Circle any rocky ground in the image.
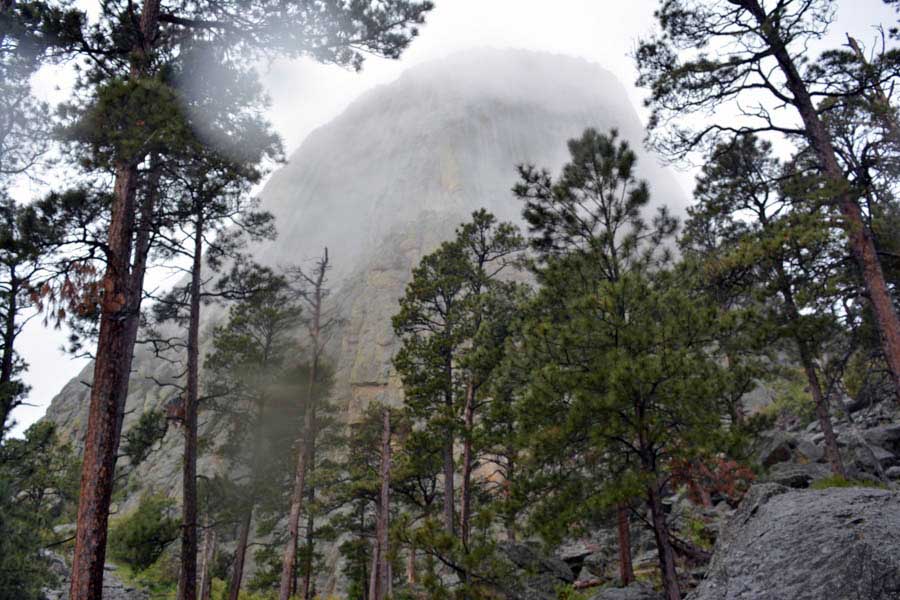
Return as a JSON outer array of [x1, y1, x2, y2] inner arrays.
[[497, 397, 900, 600], [43, 557, 148, 600]]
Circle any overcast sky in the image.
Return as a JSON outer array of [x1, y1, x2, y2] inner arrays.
[[10, 0, 898, 435]]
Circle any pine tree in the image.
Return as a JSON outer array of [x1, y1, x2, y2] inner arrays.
[[635, 0, 900, 403], [143, 63, 279, 595], [513, 127, 677, 586], [682, 134, 847, 476], [511, 127, 754, 600], [203, 272, 302, 600], [279, 248, 338, 600]]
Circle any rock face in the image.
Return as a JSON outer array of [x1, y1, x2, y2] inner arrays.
[[689, 483, 900, 600], [41, 49, 686, 592]]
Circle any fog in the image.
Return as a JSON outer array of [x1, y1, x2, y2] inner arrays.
[[8, 0, 898, 435]]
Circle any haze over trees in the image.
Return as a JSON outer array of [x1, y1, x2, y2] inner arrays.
[[0, 0, 899, 599]]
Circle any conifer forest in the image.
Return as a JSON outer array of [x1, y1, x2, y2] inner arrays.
[[3, 1, 900, 599]]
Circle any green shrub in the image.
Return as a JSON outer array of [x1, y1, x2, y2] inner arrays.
[[759, 368, 816, 426], [108, 493, 180, 570]]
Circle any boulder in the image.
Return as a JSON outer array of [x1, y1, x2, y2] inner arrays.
[[887, 466, 900, 480], [499, 542, 575, 600], [757, 432, 797, 467], [864, 424, 900, 451], [688, 483, 900, 600], [794, 438, 824, 464], [762, 462, 830, 488], [588, 582, 663, 600]]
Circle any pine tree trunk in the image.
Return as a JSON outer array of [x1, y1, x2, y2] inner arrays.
[[69, 151, 158, 600], [777, 275, 846, 477], [368, 539, 379, 600], [198, 517, 216, 600], [378, 409, 392, 600], [302, 490, 315, 600], [505, 451, 516, 542], [280, 256, 324, 600], [460, 380, 475, 549], [0, 272, 19, 435], [800, 350, 846, 477], [646, 482, 681, 600], [279, 436, 310, 600], [227, 509, 252, 600], [617, 503, 634, 586], [178, 216, 204, 600], [68, 0, 161, 590], [443, 355, 455, 536], [369, 409, 392, 600], [406, 543, 417, 585], [745, 0, 900, 404]]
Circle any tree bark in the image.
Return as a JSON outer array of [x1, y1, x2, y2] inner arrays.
[[459, 380, 475, 549], [442, 430, 455, 536], [302, 496, 315, 600], [0, 271, 19, 435], [227, 509, 252, 600], [198, 517, 216, 600], [177, 216, 204, 600], [776, 276, 845, 477], [646, 482, 681, 600], [406, 543, 417, 585], [279, 427, 311, 600], [616, 503, 634, 586], [504, 451, 516, 542], [68, 0, 161, 593], [745, 0, 900, 404], [69, 152, 158, 599]]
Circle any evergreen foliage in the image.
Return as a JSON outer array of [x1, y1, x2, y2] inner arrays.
[[108, 493, 181, 571]]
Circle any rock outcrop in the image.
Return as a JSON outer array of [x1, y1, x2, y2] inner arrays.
[[689, 483, 900, 600]]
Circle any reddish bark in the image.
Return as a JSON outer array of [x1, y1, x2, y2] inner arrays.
[[69, 150, 159, 599]]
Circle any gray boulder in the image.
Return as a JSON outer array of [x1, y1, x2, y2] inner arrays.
[[588, 583, 663, 600], [499, 542, 575, 600], [757, 432, 797, 467], [689, 483, 900, 600], [864, 424, 900, 452], [762, 462, 830, 488]]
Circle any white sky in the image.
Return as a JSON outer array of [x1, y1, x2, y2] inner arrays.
[[9, 0, 898, 435]]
